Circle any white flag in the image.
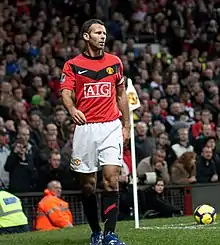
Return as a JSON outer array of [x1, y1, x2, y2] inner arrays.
[[126, 78, 141, 112], [126, 78, 141, 229]]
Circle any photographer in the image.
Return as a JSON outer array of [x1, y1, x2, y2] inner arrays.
[[4, 137, 38, 193]]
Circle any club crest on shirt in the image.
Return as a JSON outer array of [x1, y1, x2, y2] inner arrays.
[[60, 73, 66, 83], [106, 67, 114, 75], [127, 92, 138, 105]]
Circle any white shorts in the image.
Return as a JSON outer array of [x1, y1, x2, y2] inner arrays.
[[70, 119, 123, 173]]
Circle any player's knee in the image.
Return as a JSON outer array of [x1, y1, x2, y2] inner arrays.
[[82, 180, 96, 195], [103, 175, 119, 191]]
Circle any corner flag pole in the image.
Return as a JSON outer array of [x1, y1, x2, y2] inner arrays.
[[126, 78, 140, 229], [130, 110, 140, 229]]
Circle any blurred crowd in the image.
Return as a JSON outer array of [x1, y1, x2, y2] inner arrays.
[[1, 0, 220, 193]]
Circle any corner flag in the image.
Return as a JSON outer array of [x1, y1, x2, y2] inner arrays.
[[127, 78, 141, 112], [126, 78, 140, 229]]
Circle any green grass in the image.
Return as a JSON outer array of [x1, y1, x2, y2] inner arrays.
[[1, 216, 220, 245]]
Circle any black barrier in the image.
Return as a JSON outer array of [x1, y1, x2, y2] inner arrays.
[[16, 183, 220, 229], [191, 184, 220, 212]]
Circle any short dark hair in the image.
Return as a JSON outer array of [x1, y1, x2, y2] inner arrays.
[[158, 97, 167, 102], [80, 19, 104, 39], [55, 106, 65, 113], [50, 150, 60, 158], [158, 132, 168, 138], [155, 177, 164, 183], [153, 148, 166, 156]]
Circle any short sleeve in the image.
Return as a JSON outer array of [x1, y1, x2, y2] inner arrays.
[[60, 61, 76, 91], [116, 58, 125, 87]]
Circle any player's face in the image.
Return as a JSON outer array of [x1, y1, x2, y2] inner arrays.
[[88, 24, 106, 50]]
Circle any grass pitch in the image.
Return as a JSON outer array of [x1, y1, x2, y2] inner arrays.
[[1, 216, 220, 245]]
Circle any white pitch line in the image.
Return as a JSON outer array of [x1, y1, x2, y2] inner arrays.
[[160, 222, 195, 227], [139, 226, 220, 230], [134, 222, 219, 230]]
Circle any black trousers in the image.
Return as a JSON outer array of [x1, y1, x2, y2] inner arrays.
[[0, 224, 29, 234]]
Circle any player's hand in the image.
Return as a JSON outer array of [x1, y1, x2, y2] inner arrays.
[[71, 109, 86, 125], [122, 126, 130, 146]]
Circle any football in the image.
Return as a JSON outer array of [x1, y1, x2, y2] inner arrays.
[[194, 204, 217, 225]]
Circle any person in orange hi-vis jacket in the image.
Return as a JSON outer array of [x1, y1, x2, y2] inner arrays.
[[35, 180, 74, 231]]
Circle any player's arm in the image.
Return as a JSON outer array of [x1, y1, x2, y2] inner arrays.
[[116, 84, 130, 144], [116, 85, 130, 128], [61, 89, 75, 115], [60, 61, 86, 125], [116, 59, 130, 128], [116, 58, 130, 144]]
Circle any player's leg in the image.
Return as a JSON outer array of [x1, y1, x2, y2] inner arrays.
[[102, 165, 121, 235], [98, 119, 126, 245], [102, 166, 126, 245], [79, 172, 102, 234], [71, 123, 102, 245]]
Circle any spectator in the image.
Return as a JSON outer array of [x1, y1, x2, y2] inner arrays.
[[0, 184, 29, 234], [165, 102, 182, 132], [138, 178, 183, 219], [196, 146, 218, 183], [204, 136, 220, 178], [35, 180, 74, 231], [38, 151, 75, 191], [0, 130, 10, 188], [194, 124, 215, 153], [43, 122, 64, 147], [53, 107, 69, 143], [13, 87, 28, 108], [4, 119, 16, 146], [142, 111, 152, 133], [168, 127, 194, 167], [148, 122, 166, 147], [135, 122, 154, 163], [137, 148, 170, 184], [193, 90, 206, 111], [28, 113, 43, 146], [171, 152, 197, 185], [31, 94, 52, 117], [38, 132, 61, 166], [11, 102, 28, 123], [23, 76, 40, 101], [4, 137, 38, 193], [191, 109, 215, 139], [155, 132, 170, 151]]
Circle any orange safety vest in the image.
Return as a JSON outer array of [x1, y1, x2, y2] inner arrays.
[[35, 189, 74, 231]]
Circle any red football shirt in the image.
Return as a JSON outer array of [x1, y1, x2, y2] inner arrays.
[[60, 52, 124, 123]]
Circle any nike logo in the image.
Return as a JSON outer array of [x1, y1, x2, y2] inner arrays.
[[78, 70, 88, 75], [109, 241, 117, 245]]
